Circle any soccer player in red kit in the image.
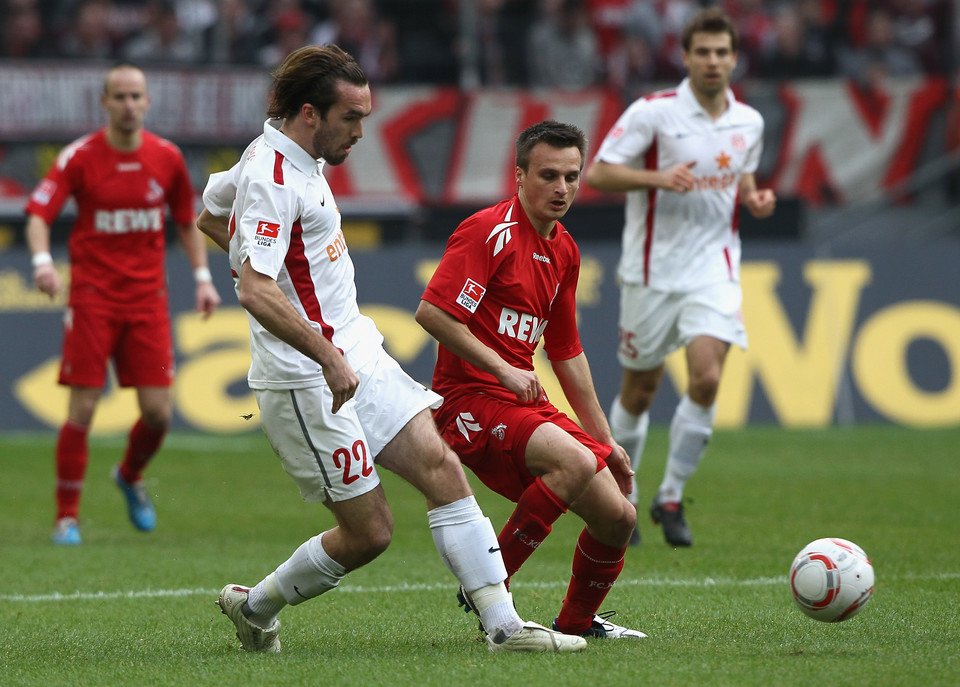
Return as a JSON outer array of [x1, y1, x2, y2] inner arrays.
[[24, 63, 221, 545], [416, 121, 646, 639]]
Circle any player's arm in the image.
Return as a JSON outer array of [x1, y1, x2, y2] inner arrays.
[[196, 208, 230, 253], [25, 213, 61, 299], [552, 353, 633, 494], [415, 299, 543, 404], [739, 172, 776, 219], [237, 259, 358, 413], [586, 159, 697, 194], [176, 218, 221, 318]]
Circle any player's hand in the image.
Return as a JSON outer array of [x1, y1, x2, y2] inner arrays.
[[33, 263, 61, 299], [660, 161, 697, 194], [607, 442, 634, 496], [500, 367, 543, 404], [195, 281, 222, 319], [744, 188, 776, 218], [322, 355, 360, 414]]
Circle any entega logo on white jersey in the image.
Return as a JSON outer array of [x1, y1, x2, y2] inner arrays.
[[486, 203, 518, 256]]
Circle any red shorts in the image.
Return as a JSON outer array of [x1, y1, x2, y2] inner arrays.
[[433, 392, 611, 503], [59, 301, 174, 388]]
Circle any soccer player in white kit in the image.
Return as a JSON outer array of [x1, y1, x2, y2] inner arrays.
[[585, 8, 776, 547], [197, 45, 585, 654]]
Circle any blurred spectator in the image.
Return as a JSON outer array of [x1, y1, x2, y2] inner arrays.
[[379, 0, 459, 83], [257, 8, 313, 68], [203, 0, 262, 64], [527, 0, 601, 89], [887, 0, 950, 73], [1, 0, 50, 58], [759, 3, 837, 79], [58, 0, 120, 60], [311, 0, 398, 83], [608, 22, 659, 102], [838, 6, 924, 85], [123, 0, 203, 63], [723, 0, 776, 76]]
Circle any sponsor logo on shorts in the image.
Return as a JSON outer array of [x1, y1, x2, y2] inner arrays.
[[255, 220, 280, 246], [457, 279, 486, 313]]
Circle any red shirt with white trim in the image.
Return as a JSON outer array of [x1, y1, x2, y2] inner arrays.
[[593, 78, 764, 291], [422, 195, 582, 403], [24, 129, 194, 307]]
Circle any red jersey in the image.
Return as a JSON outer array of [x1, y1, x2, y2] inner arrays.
[[24, 129, 195, 308], [422, 195, 583, 403]]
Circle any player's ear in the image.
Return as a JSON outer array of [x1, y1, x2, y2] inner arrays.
[[515, 166, 524, 188]]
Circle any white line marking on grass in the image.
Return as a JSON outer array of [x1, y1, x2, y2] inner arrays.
[[5, 572, 958, 604]]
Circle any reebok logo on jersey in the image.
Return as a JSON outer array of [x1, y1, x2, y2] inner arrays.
[[255, 220, 280, 246], [456, 412, 481, 443], [457, 279, 486, 313], [532, 252, 551, 264]]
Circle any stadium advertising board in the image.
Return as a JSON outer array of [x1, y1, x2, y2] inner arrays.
[[1, 240, 957, 434]]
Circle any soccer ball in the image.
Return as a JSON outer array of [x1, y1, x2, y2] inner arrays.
[[789, 538, 874, 622]]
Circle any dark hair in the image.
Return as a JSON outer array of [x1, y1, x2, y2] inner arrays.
[[267, 44, 368, 120], [515, 120, 587, 171], [681, 7, 739, 53]]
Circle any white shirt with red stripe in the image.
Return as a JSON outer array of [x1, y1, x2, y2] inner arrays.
[[593, 78, 764, 292], [204, 120, 382, 390]]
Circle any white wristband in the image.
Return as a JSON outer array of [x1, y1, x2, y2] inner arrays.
[[32, 252, 53, 267], [194, 266, 213, 284]]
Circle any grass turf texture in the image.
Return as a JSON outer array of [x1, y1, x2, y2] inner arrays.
[[1, 426, 958, 686]]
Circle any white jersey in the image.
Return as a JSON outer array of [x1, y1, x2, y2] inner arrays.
[[594, 78, 764, 292], [203, 120, 383, 390]]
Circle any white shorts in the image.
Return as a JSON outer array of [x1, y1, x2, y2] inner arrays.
[[255, 347, 442, 503], [617, 281, 748, 371]]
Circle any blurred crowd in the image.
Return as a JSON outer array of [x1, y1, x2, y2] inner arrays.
[[1, 0, 954, 96]]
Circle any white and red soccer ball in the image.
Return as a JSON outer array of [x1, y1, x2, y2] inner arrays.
[[789, 538, 874, 622]]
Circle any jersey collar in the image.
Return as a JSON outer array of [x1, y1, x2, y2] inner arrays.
[[263, 119, 325, 175]]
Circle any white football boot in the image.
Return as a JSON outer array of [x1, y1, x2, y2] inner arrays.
[[486, 621, 587, 653], [217, 584, 281, 653]]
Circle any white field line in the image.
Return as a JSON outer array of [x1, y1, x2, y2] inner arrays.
[[3, 572, 958, 604]]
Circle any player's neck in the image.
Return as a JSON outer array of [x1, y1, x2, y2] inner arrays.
[[105, 127, 143, 152], [692, 89, 729, 120]]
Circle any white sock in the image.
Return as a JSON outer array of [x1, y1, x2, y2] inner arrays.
[[609, 396, 649, 505], [244, 572, 285, 629], [658, 395, 715, 503], [428, 496, 522, 640], [272, 533, 346, 607]]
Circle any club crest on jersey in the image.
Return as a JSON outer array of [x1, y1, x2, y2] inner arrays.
[[255, 220, 280, 246], [457, 278, 486, 313], [146, 178, 164, 203]]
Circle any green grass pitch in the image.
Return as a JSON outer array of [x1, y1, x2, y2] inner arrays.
[[2, 426, 958, 686]]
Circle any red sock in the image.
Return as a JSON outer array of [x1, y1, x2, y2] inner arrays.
[[55, 421, 89, 521], [498, 477, 568, 581], [119, 418, 166, 484], [555, 529, 627, 634]]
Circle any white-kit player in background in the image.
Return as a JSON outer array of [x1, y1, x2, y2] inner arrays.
[[585, 7, 776, 547], [196, 44, 586, 654]]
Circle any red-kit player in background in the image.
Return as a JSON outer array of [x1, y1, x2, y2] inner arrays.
[[24, 62, 221, 545], [416, 120, 646, 640]]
